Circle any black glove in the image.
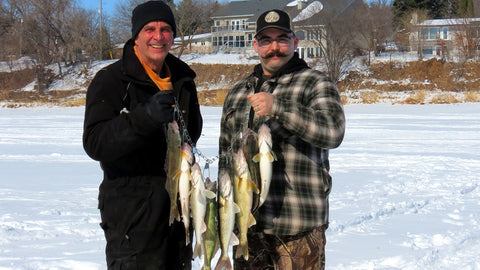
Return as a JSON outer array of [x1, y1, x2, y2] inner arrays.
[[144, 91, 175, 124]]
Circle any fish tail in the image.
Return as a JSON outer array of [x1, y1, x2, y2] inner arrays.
[[235, 242, 249, 260], [193, 242, 202, 258], [214, 256, 233, 270], [169, 205, 180, 225], [185, 228, 190, 246]]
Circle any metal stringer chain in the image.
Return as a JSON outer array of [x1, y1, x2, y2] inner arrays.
[[173, 98, 219, 169]]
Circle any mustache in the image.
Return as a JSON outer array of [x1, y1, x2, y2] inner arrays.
[[264, 51, 288, 59]]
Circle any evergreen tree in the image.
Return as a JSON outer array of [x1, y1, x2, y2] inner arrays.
[[458, 0, 475, 17], [392, 0, 459, 28]]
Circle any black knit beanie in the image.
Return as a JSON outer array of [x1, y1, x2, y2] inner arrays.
[[131, 1, 177, 39]]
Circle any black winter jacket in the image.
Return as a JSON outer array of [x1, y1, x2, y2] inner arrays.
[[83, 39, 203, 180]]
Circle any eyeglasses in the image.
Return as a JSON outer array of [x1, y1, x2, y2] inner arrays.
[[256, 35, 294, 47]]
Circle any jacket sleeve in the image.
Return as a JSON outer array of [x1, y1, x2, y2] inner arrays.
[[82, 68, 163, 162], [270, 72, 345, 150]]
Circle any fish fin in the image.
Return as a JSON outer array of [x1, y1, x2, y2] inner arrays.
[[233, 202, 241, 214], [252, 153, 261, 163], [266, 152, 276, 162], [250, 180, 260, 194], [201, 221, 207, 234], [203, 189, 217, 199], [218, 199, 226, 207], [248, 213, 256, 228], [206, 179, 217, 191], [258, 197, 266, 208], [230, 232, 239, 246], [214, 256, 233, 270]]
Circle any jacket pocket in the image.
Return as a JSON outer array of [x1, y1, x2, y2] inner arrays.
[[98, 177, 156, 249]]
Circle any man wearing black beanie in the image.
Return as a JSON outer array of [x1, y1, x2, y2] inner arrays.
[[83, 1, 202, 269]]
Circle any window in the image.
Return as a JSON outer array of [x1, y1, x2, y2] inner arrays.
[[422, 46, 433, 55], [307, 48, 313, 57], [230, 20, 240, 31], [307, 30, 321, 40], [238, 36, 245, 47], [421, 27, 441, 40], [296, 31, 305, 40], [247, 33, 253, 47], [429, 28, 439, 39]]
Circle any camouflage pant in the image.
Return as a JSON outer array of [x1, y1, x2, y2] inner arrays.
[[234, 225, 327, 270]]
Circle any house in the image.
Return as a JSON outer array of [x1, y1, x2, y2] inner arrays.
[[173, 33, 213, 54], [409, 17, 480, 58], [210, 0, 364, 58]]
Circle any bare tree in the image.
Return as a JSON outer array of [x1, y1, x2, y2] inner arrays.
[[353, 0, 394, 65], [194, 0, 219, 33], [110, 0, 144, 44], [403, 9, 430, 60], [297, 9, 356, 83], [65, 8, 102, 65], [2, 0, 110, 91], [0, 0, 26, 61], [451, 17, 480, 61], [174, 0, 202, 57]]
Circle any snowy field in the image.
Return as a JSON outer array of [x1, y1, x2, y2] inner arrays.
[[1, 104, 479, 270]]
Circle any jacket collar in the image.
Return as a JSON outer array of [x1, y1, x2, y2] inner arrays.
[[121, 39, 196, 83]]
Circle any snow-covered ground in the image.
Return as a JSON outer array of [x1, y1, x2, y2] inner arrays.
[[1, 103, 479, 269], [0, 52, 421, 93]]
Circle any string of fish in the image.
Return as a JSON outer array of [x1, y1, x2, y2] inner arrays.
[[173, 97, 218, 174]]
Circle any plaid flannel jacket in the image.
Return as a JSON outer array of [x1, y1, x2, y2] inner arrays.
[[218, 55, 345, 236]]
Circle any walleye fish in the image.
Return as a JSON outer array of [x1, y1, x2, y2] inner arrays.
[[253, 124, 276, 207], [215, 169, 240, 270], [242, 128, 261, 212], [178, 143, 194, 246], [191, 163, 216, 259], [202, 177, 219, 270], [165, 121, 182, 225], [233, 148, 258, 260]]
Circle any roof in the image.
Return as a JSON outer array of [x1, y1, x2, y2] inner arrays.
[[174, 33, 212, 41], [287, 0, 365, 25], [212, 0, 365, 25], [418, 18, 480, 26], [212, 0, 296, 22]]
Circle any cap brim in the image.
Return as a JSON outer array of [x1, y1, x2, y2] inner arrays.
[[254, 26, 293, 37]]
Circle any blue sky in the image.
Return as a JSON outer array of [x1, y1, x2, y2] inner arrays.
[[78, 0, 229, 17], [78, 0, 116, 16], [79, 0, 382, 17]]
